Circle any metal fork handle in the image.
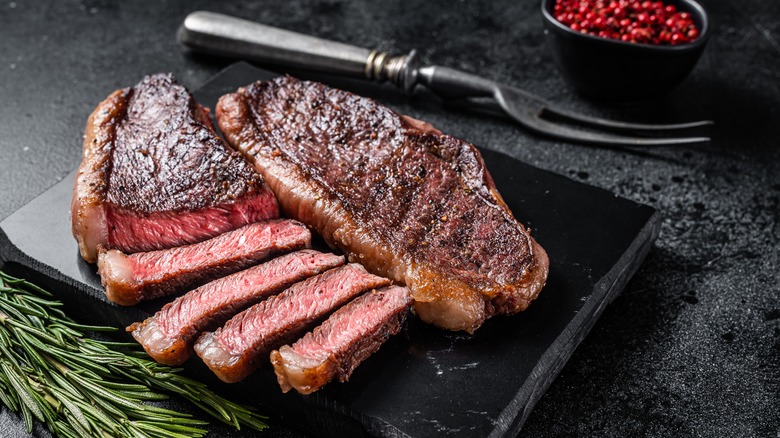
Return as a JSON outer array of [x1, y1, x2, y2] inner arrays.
[[178, 11, 417, 89], [416, 66, 497, 100]]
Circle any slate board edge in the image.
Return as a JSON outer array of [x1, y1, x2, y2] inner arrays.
[[497, 210, 661, 437], [0, 170, 103, 316]]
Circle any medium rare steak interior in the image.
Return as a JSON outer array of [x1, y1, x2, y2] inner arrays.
[[129, 250, 344, 366], [72, 73, 278, 263], [99, 219, 311, 306], [271, 285, 411, 394], [216, 76, 549, 333], [195, 263, 391, 383]]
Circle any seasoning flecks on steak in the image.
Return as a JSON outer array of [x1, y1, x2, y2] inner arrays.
[[128, 250, 344, 366], [270, 285, 411, 394], [97, 220, 311, 306], [216, 76, 549, 333], [194, 263, 391, 383], [72, 73, 279, 263]]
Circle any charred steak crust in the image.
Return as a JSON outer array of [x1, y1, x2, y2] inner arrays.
[[128, 250, 345, 366], [271, 286, 411, 394], [98, 219, 311, 306], [194, 263, 391, 383], [72, 73, 279, 262], [108, 74, 264, 213], [72, 88, 131, 263], [216, 76, 549, 333]]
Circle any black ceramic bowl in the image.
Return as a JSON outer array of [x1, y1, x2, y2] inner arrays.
[[541, 0, 710, 102]]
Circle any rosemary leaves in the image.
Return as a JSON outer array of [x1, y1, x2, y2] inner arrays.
[[0, 271, 268, 437]]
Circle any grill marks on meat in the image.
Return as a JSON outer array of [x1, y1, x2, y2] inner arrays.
[[271, 286, 411, 394], [216, 76, 549, 333], [72, 73, 278, 262], [194, 263, 391, 383], [98, 220, 311, 306], [128, 250, 344, 366]]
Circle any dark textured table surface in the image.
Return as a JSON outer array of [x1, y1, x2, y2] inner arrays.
[[1, 0, 778, 437]]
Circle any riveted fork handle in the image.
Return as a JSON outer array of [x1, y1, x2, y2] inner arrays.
[[178, 11, 417, 89]]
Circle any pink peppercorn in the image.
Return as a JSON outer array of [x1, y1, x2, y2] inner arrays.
[[554, 0, 700, 45]]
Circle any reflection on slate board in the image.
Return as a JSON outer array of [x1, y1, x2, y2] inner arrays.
[[0, 62, 660, 437]]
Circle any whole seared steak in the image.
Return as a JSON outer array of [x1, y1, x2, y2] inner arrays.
[[216, 76, 549, 333], [72, 73, 278, 263]]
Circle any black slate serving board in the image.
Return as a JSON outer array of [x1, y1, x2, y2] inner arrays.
[[0, 63, 660, 437]]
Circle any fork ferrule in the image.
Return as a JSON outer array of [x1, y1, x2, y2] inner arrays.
[[364, 49, 419, 92]]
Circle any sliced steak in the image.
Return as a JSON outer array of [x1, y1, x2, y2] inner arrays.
[[195, 263, 391, 383], [72, 73, 278, 263], [271, 285, 411, 394], [216, 76, 549, 333], [128, 250, 344, 366], [98, 220, 311, 306]]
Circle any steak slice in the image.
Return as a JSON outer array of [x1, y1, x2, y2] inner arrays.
[[216, 76, 549, 333], [270, 285, 411, 394], [98, 219, 311, 306], [72, 73, 278, 263], [128, 250, 344, 366], [194, 263, 391, 383]]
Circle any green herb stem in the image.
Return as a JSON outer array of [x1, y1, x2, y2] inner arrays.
[[0, 271, 268, 437]]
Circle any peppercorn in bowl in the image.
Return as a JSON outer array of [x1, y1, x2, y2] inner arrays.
[[541, 0, 710, 102]]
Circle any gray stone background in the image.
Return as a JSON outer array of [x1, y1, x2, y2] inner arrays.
[[1, 0, 778, 436]]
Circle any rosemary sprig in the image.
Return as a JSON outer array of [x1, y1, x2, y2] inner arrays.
[[0, 271, 268, 436]]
